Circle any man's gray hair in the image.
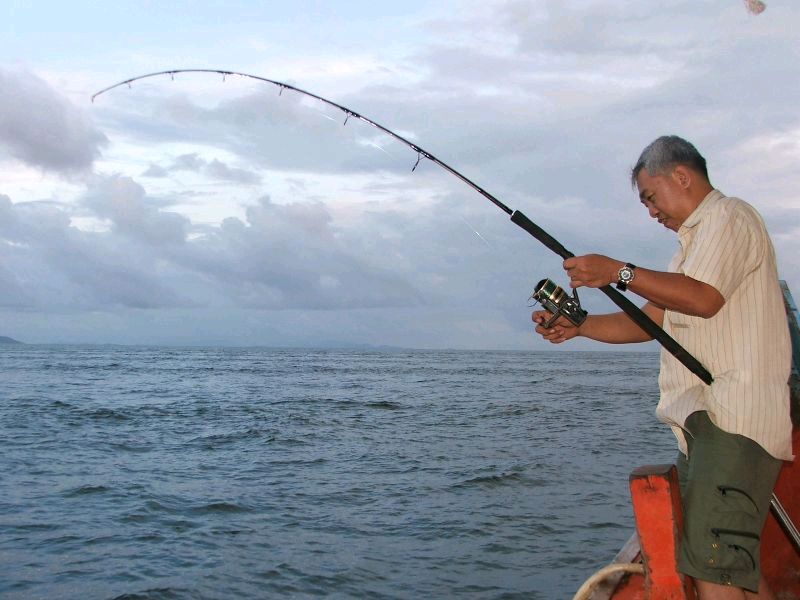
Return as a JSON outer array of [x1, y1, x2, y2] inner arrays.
[[630, 135, 709, 187]]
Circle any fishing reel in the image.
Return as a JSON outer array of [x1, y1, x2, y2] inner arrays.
[[529, 278, 588, 328]]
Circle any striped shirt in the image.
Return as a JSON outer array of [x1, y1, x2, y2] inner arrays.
[[656, 189, 793, 460]]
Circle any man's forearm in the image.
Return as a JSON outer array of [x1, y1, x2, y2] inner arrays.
[[624, 267, 724, 318], [579, 303, 664, 344]]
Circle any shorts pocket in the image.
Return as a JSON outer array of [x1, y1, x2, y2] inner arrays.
[[705, 527, 759, 573]]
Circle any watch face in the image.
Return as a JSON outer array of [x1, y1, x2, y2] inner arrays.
[[620, 267, 633, 282]]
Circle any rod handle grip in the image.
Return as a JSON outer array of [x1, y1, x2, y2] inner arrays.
[[510, 210, 574, 260]]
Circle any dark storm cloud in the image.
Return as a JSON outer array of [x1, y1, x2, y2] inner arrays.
[[0, 68, 107, 171]]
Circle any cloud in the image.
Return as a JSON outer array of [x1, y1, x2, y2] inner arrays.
[[205, 158, 261, 184], [171, 194, 428, 310], [142, 164, 169, 178], [0, 193, 186, 310], [84, 175, 189, 246], [0, 194, 18, 229], [0, 168, 558, 321], [0, 68, 107, 172], [172, 153, 206, 171], [0, 179, 442, 313], [93, 77, 420, 177], [142, 152, 261, 184]]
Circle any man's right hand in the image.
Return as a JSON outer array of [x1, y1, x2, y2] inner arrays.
[[532, 310, 582, 344]]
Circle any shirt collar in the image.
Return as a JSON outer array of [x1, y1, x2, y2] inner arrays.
[[680, 189, 725, 231]]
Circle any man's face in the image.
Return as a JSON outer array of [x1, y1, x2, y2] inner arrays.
[[635, 169, 686, 232]]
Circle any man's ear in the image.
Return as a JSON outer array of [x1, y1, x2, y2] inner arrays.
[[672, 165, 692, 189]]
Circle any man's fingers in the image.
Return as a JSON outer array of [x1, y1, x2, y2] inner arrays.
[[567, 275, 584, 288], [532, 310, 553, 324]]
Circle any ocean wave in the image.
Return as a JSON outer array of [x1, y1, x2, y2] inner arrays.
[[110, 587, 193, 600], [110, 441, 153, 453], [186, 428, 272, 448], [88, 407, 132, 421], [452, 471, 524, 488], [190, 501, 253, 515], [364, 400, 405, 410], [61, 484, 111, 497]]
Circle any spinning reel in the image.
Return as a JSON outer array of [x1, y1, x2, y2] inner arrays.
[[529, 278, 588, 328]]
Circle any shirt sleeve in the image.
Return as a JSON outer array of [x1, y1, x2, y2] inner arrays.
[[679, 203, 763, 301]]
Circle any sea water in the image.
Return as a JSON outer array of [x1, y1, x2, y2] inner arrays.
[[0, 346, 675, 599]]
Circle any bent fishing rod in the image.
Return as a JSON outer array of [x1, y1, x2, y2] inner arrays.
[[92, 69, 713, 386]]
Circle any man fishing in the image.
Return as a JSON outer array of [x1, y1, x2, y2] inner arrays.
[[532, 135, 792, 599]]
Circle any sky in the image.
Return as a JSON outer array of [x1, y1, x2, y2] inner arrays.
[[1, 0, 798, 349]]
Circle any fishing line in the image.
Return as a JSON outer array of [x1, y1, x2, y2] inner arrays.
[[460, 216, 492, 249], [92, 69, 713, 385]]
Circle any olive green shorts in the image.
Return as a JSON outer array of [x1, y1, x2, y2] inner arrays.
[[675, 411, 782, 592]]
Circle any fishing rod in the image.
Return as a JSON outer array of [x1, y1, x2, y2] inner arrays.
[[92, 69, 713, 386]]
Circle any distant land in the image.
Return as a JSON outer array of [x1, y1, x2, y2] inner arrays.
[[0, 336, 23, 345]]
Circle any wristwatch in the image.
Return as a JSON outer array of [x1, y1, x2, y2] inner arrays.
[[616, 263, 637, 291]]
